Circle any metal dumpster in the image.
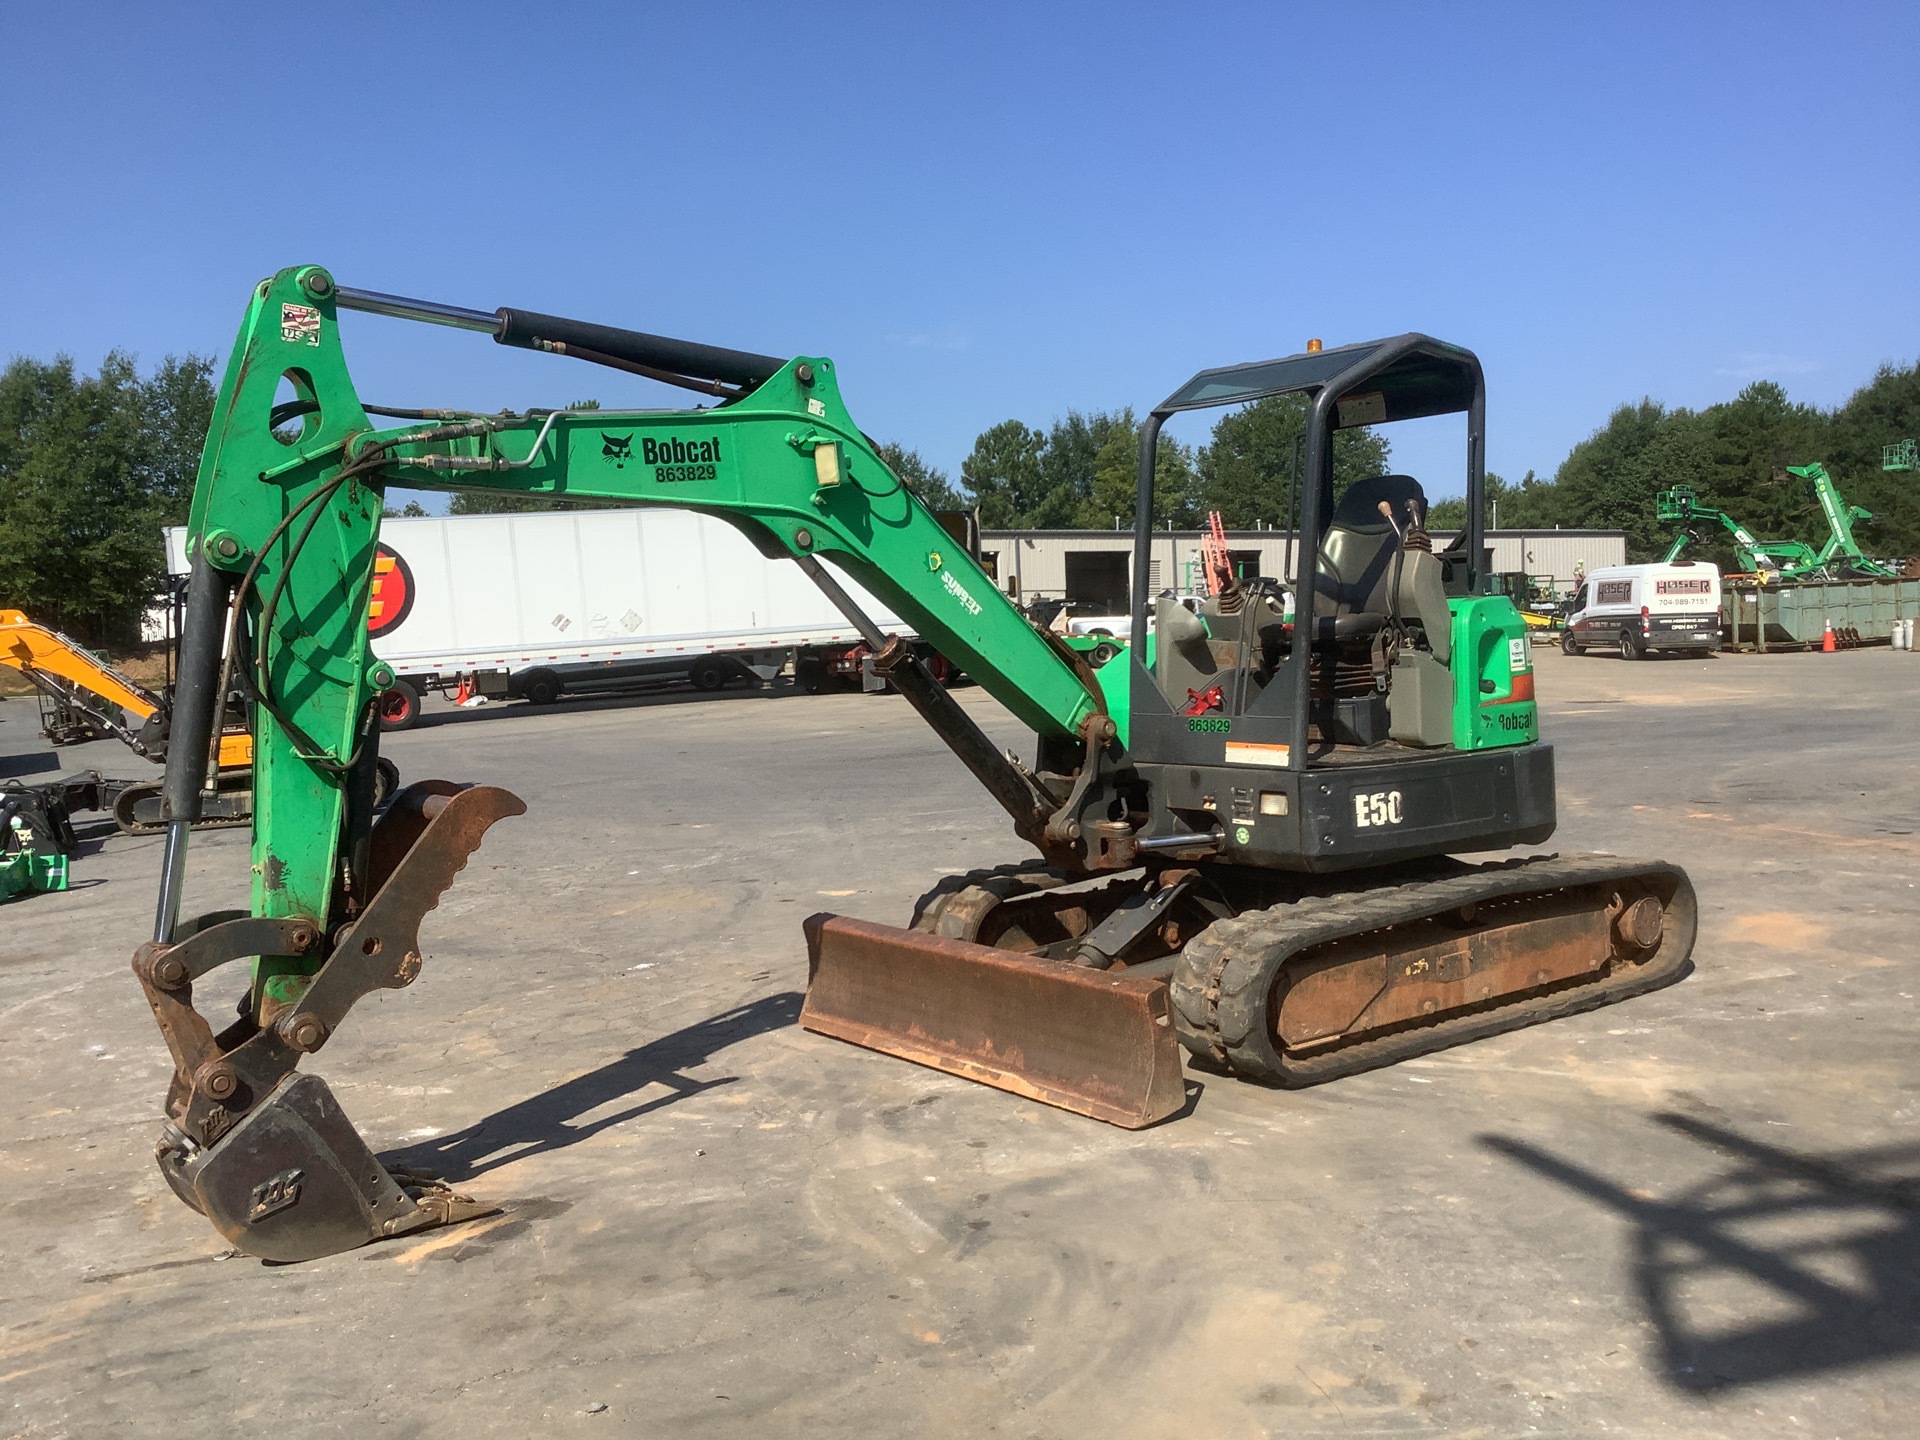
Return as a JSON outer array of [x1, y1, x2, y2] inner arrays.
[[1721, 576, 1920, 650]]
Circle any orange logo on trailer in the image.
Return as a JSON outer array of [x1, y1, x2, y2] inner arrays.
[[367, 543, 415, 637]]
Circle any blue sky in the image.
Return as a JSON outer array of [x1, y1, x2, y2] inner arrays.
[[4, 2, 1915, 507]]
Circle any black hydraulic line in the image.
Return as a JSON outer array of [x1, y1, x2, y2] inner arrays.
[[525, 339, 742, 398]]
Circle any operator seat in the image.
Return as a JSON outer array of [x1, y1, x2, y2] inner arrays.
[[1312, 474, 1451, 664]]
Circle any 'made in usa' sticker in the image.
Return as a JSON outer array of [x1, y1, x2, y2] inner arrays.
[[281, 303, 321, 346]]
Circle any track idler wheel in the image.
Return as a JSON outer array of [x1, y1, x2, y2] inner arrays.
[[134, 781, 523, 1261]]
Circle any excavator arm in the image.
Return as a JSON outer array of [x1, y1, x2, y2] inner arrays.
[[135, 265, 1125, 1261], [1, 609, 162, 745]]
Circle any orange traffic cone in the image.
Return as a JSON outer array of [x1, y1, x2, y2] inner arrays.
[[1822, 618, 1836, 653]]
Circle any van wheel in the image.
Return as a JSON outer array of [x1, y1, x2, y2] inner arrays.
[[1619, 629, 1645, 661], [1561, 630, 1582, 656], [377, 679, 421, 732], [522, 669, 563, 705]]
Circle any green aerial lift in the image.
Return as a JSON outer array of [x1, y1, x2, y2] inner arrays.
[[1658, 464, 1897, 581], [132, 266, 1695, 1262]]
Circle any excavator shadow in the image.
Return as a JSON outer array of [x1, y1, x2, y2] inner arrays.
[[382, 991, 803, 1184], [1482, 1112, 1920, 1393]]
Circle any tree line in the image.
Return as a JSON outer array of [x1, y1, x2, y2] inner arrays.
[[1424, 367, 1920, 568], [3, 347, 1914, 645], [0, 352, 213, 646]]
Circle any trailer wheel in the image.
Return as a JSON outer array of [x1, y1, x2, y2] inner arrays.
[[688, 657, 732, 692], [796, 657, 829, 694], [521, 669, 562, 705], [1619, 629, 1646, 661], [377, 679, 422, 732]]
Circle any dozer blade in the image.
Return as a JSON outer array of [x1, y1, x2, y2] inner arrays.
[[158, 1072, 490, 1265], [800, 913, 1188, 1128]]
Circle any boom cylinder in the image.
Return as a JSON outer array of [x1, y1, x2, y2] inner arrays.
[[333, 285, 784, 390], [492, 308, 784, 389], [153, 550, 234, 941]]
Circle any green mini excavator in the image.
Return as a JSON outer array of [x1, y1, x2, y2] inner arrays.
[[134, 266, 1695, 1261]]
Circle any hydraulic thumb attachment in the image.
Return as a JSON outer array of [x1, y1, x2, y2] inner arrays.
[[134, 782, 524, 1262]]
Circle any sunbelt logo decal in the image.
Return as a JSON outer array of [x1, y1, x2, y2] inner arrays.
[[927, 549, 979, 616]]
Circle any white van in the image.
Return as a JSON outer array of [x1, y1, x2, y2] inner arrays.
[[1562, 561, 1721, 659]]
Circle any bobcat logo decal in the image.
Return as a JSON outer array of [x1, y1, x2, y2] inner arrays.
[[602, 433, 633, 468]]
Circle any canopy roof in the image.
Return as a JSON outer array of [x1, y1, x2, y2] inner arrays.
[[1154, 334, 1481, 427]]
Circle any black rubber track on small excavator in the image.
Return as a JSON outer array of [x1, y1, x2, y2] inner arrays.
[[112, 779, 252, 835], [1168, 853, 1696, 1088], [911, 861, 1070, 934]]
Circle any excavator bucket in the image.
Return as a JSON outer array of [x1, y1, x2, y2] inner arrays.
[[800, 914, 1188, 1128], [138, 782, 523, 1262], [157, 1071, 491, 1264]]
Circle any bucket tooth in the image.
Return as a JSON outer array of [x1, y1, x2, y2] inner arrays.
[[800, 913, 1188, 1129]]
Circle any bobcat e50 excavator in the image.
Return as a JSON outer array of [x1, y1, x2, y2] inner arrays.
[[134, 266, 1695, 1262]]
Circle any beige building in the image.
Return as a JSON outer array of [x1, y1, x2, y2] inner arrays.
[[981, 527, 1626, 611]]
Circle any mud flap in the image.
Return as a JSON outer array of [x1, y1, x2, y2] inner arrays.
[[799, 914, 1188, 1129]]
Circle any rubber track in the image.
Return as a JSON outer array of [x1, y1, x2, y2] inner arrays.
[[1168, 853, 1696, 1087], [113, 781, 251, 835], [910, 861, 1068, 934]]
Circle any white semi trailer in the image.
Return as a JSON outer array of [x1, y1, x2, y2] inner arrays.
[[166, 507, 916, 728]]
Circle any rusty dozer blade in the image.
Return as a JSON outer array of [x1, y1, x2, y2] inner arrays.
[[800, 913, 1188, 1129], [136, 781, 523, 1262]]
